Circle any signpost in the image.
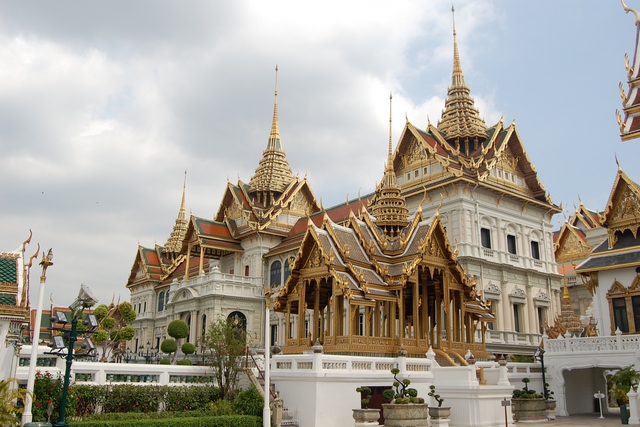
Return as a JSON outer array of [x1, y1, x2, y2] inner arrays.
[[594, 391, 606, 419], [502, 398, 511, 427]]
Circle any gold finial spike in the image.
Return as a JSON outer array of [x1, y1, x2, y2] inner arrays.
[[622, 0, 640, 25], [388, 93, 393, 170], [269, 65, 281, 146], [620, 82, 629, 106], [452, 5, 462, 83], [615, 152, 621, 170], [616, 109, 626, 134]]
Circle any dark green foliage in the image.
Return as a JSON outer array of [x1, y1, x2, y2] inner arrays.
[[428, 385, 444, 407], [181, 342, 195, 355], [164, 386, 220, 412], [512, 378, 543, 399], [74, 385, 107, 417], [382, 389, 395, 403], [356, 386, 372, 409], [388, 368, 424, 404], [102, 385, 165, 413], [160, 339, 177, 354], [232, 387, 263, 417], [32, 371, 76, 422], [159, 358, 171, 365], [201, 317, 251, 400], [177, 359, 193, 366], [71, 415, 261, 427], [167, 320, 189, 339], [207, 399, 235, 416]]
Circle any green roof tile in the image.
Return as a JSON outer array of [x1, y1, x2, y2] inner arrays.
[[0, 258, 17, 284]]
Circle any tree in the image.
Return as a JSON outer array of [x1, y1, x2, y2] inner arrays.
[[0, 378, 30, 427], [201, 317, 250, 400], [93, 302, 137, 362], [164, 320, 189, 364]]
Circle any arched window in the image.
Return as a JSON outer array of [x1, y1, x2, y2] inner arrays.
[[165, 291, 170, 307], [158, 291, 164, 312], [270, 261, 282, 286], [284, 258, 291, 283], [227, 311, 247, 342]]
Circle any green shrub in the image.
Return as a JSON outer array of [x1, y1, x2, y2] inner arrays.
[[164, 385, 218, 412], [233, 387, 263, 417], [102, 385, 164, 413], [72, 415, 261, 427], [161, 339, 177, 354], [73, 384, 107, 417], [177, 359, 192, 366], [167, 320, 189, 339], [159, 358, 171, 365], [207, 399, 235, 416]]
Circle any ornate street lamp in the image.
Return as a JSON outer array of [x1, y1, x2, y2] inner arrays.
[[534, 346, 548, 400], [123, 348, 136, 363], [138, 341, 158, 363], [53, 284, 98, 427], [22, 248, 52, 425]]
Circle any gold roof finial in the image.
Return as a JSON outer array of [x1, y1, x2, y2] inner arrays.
[[369, 93, 410, 235], [248, 66, 294, 199], [622, 0, 640, 25], [164, 171, 189, 255], [437, 5, 487, 144]]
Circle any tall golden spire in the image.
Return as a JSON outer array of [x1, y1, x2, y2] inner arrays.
[[370, 94, 409, 237], [248, 66, 294, 205], [164, 171, 189, 257], [437, 6, 487, 148]]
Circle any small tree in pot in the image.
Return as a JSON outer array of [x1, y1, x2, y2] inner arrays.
[[352, 386, 380, 425], [382, 368, 428, 427], [427, 385, 451, 425]]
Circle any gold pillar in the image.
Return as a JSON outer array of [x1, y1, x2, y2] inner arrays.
[[285, 302, 291, 340], [390, 300, 396, 338], [314, 281, 320, 341], [199, 247, 204, 273], [413, 282, 419, 339], [398, 289, 404, 345], [298, 281, 306, 343], [185, 242, 192, 279]]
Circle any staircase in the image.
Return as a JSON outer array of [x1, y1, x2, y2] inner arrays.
[[245, 353, 299, 427]]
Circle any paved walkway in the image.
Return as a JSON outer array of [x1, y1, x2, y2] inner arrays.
[[522, 413, 622, 426]]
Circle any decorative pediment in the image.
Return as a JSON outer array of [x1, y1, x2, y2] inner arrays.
[[607, 280, 628, 297], [534, 291, 551, 307], [554, 224, 591, 262], [600, 169, 640, 247], [289, 192, 311, 214], [509, 287, 527, 303], [484, 283, 501, 299], [407, 137, 428, 165]]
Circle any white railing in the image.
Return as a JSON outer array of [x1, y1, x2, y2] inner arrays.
[[544, 329, 640, 354], [481, 329, 542, 346]]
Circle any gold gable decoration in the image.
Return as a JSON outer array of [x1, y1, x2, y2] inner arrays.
[[608, 185, 640, 245]]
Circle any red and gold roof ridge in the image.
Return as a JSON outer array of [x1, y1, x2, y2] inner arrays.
[[618, 1, 640, 141]]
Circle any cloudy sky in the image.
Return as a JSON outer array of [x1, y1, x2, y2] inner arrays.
[[2, 1, 638, 307]]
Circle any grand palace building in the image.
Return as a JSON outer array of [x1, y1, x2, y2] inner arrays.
[[126, 19, 564, 359]]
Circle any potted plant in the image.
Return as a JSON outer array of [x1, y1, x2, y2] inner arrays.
[[511, 378, 546, 422], [381, 368, 428, 427], [543, 382, 556, 420], [427, 385, 451, 426], [352, 386, 380, 425], [608, 365, 640, 425]]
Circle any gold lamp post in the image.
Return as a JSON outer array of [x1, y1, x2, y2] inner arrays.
[[22, 248, 53, 425]]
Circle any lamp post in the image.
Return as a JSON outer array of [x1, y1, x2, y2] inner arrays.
[[137, 341, 158, 364], [263, 287, 273, 427], [535, 346, 547, 400], [53, 284, 98, 427], [22, 248, 52, 425], [123, 348, 136, 363]]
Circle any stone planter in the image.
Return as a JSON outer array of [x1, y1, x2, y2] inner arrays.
[[352, 408, 380, 426], [428, 406, 451, 427], [382, 403, 429, 427], [545, 399, 556, 420], [512, 398, 547, 422]]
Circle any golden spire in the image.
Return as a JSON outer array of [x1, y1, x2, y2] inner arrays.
[[437, 6, 487, 147], [370, 94, 409, 237], [164, 171, 189, 257], [248, 66, 294, 204]]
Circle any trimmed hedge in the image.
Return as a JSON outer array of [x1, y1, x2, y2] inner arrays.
[[71, 415, 261, 427]]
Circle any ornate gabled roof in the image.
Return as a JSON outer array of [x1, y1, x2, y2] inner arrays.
[[126, 244, 168, 287], [275, 207, 490, 317], [554, 222, 592, 264], [436, 7, 487, 148], [181, 216, 244, 256], [599, 166, 640, 247], [368, 95, 410, 237], [248, 66, 295, 202], [571, 202, 602, 230], [618, 1, 640, 141], [394, 119, 558, 210], [216, 176, 321, 238], [164, 172, 189, 256]]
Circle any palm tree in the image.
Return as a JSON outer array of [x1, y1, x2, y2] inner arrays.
[[0, 378, 31, 427]]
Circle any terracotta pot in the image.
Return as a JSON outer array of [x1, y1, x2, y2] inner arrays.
[[352, 408, 381, 424], [512, 398, 547, 422], [428, 406, 451, 420], [382, 403, 429, 427]]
